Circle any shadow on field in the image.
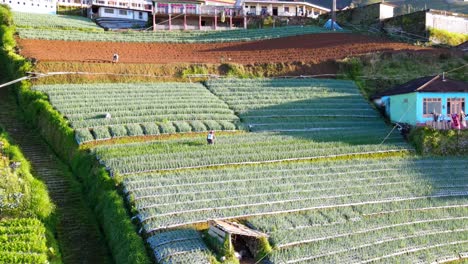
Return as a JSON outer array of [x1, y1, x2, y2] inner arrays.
[[235, 95, 404, 146]]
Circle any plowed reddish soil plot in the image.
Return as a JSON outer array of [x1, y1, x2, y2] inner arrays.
[[18, 33, 432, 64]]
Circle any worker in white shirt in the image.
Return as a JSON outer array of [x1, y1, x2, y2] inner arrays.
[[207, 130, 215, 145]]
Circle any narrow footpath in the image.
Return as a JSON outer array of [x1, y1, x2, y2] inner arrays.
[[0, 88, 112, 264]]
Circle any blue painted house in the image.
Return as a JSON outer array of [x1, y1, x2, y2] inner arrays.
[[373, 75, 468, 126]]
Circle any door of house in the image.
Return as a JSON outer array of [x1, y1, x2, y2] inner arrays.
[[447, 98, 465, 116], [272, 7, 278, 16]]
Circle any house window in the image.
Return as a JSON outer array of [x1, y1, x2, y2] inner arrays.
[[284, 7, 289, 12], [104, 8, 114, 14], [119, 9, 127, 15], [447, 98, 465, 115], [423, 98, 442, 117]]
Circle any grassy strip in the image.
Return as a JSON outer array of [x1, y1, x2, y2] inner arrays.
[[428, 27, 468, 47], [0, 4, 150, 264], [0, 127, 61, 263], [409, 127, 468, 156], [31, 61, 339, 84]]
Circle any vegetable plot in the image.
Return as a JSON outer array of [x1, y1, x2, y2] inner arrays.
[[118, 157, 467, 232], [94, 132, 409, 174], [17, 25, 335, 43], [147, 229, 210, 264], [34, 83, 238, 143], [13, 12, 104, 32], [0, 218, 49, 264], [206, 78, 385, 133], [250, 206, 468, 263]]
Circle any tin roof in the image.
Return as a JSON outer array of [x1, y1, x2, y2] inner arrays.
[[372, 75, 468, 98], [210, 220, 268, 238]]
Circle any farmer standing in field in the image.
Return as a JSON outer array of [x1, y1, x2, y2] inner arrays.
[[207, 130, 215, 145], [112, 53, 119, 63]]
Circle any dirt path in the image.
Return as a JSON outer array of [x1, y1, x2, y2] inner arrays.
[[17, 33, 434, 65], [0, 89, 112, 264]]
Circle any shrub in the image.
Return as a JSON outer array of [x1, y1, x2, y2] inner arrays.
[[218, 121, 236, 131], [409, 126, 468, 155], [189, 121, 207, 132], [109, 125, 127, 138], [203, 120, 222, 131], [75, 128, 94, 144], [428, 27, 468, 46], [126, 124, 144, 136], [173, 121, 192, 133], [92, 126, 111, 140], [141, 122, 160, 135], [158, 122, 176, 134]]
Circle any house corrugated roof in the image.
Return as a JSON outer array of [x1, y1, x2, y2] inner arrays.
[[372, 75, 468, 98]]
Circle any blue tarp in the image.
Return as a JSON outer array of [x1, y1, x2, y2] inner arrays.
[[323, 19, 343, 30]]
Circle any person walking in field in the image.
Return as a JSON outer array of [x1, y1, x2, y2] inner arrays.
[[112, 53, 119, 63], [207, 130, 215, 145]]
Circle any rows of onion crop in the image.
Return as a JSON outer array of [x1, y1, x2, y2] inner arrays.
[[115, 157, 467, 232], [147, 229, 210, 264], [249, 203, 468, 263], [16, 25, 334, 43], [0, 218, 49, 263], [206, 78, 383, 132], [13, 12, 104, 32], [94, 131, 409, 174], [34, 83, 238, 143]]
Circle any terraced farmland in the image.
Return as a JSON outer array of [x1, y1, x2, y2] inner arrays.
[[147, 229, 211, 264], [94, 131, 408, 174], [30, 76, 466, 263], [250, 203, 468, 263], [0, 218, 49, 263], [207, 78, 384, 132], [34, 83, 239, 143], [119, 157, 467, 233], [16, 25, 333, 43], [13, 12, 104, 32]]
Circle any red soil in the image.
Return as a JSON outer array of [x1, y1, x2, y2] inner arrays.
[[17, 33, 434, 64]]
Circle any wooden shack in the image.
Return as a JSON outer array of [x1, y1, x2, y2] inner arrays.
[[208, 220, 268, 260]]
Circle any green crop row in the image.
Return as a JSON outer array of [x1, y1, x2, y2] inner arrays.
[[16, 25, 337, 43], [0, 218, 49, 263], [117, 157, 467, 232], [13, 11, 103, 32], [35, 83, 239, 143]]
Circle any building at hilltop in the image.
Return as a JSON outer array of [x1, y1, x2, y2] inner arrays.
[[372, 75, 468, 127], [318, 2, 395, 25], [242, 0, 329, 18], [151, 0, 245, 30], [382, 9, 468, 36]]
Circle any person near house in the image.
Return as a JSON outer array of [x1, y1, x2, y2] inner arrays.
[[207, 130, 215, 144], [451, 113, 460, 129], [112, 53, 119, 63], [460, 110, 467, 129]]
